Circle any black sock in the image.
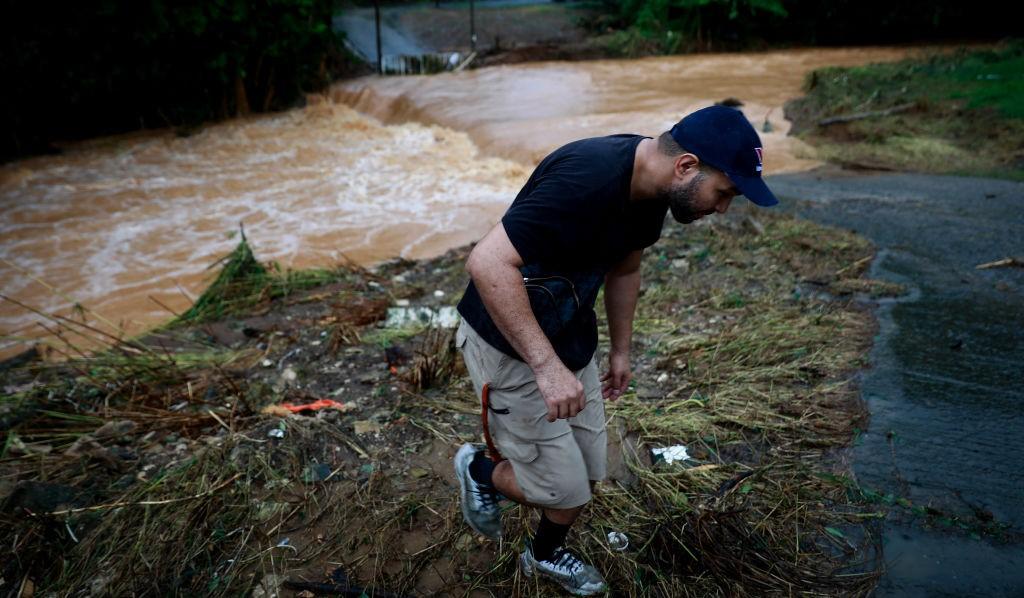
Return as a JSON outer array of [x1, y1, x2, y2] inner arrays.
[[532, 513, 570, 562], [468, 449, 497, 489]]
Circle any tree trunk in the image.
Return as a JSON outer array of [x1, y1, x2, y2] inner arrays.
[[234, 75, 250, 116]]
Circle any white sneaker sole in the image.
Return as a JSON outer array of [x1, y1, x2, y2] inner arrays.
[[454, 444, 501, 540], [519, 551, 608, 596]]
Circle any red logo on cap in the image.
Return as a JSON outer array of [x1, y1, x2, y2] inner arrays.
[[754, 147, 763, 172]]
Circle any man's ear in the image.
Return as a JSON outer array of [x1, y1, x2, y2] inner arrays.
[[673, 153, 700, 178]]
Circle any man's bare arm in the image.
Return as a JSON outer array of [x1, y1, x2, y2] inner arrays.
[[465, 223, 585, 421], [601, 249, 642, 400]]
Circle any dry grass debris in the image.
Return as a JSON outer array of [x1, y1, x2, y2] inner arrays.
[[1, 207, 906, 596]]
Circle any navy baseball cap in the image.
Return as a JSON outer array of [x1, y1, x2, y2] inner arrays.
[[670, 105, 779, 207]]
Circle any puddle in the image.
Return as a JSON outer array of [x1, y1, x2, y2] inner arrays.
[[770, 170, 1024, 594]]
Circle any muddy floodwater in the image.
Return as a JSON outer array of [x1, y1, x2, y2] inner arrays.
[[0, 104, 528, 353], [1, 46, 908, 354], [2, 40, 1021, 594]]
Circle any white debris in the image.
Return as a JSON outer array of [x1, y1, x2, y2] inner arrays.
[[651, 445, 691, 464], [607, 531, 629, 551], [433, 289, 445, 298], [656, 372, 669, 384], [384, 306, 460, 329]]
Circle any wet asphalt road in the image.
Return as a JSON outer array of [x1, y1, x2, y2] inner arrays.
[[766, 170, 1024, 596]]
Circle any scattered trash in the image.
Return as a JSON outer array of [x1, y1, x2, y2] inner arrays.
[[261, 399, 356, 417], [455, 532, 475, 550], [252, 574, 283, 598], [433, 289, 445, 298], [671, 258, 690, 270], [264, 478, 291, 491], [261, 358, 274, 368], [302, 462, 335, 483], [395, 298, 411, 307], [354, 420, 381, 435], [651, 445, 691, 465], [384, 306, 459, 329], [656, 372, 669, 384], [253, 501, 288, 523], [267, 428, 285, 439], [607, 531, 629, 551], [275, 537, 297, 552]]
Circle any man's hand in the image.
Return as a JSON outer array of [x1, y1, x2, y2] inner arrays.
[[534, 361, 586, 421], [601, 350, 632, 401], [603, 250, 640, 402]]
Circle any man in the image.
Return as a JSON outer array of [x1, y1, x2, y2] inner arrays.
[[452, 105, 779, 595]]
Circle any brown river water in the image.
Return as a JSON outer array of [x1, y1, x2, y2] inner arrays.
[[0, 47, 910, 357]]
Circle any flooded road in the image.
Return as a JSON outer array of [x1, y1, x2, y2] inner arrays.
[[771, 171, 1024, 595], [0, 47, 910, 356], [334, 47, 910, 169]]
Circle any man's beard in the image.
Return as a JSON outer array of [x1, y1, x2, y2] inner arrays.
[[665, 171, 709, 223]]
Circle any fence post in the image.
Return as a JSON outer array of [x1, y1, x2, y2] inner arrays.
[[375, 0, 383, 75], [469, 0, 476, 51]]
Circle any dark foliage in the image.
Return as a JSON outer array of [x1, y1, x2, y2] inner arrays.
[[597, 0, 1017, 52], [1, 0, 345, 161]]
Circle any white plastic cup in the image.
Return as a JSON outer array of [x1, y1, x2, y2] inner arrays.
[[607, 531, 629, 551]]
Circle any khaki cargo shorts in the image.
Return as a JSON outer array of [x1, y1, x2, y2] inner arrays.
[[456, 320, 607, 510]]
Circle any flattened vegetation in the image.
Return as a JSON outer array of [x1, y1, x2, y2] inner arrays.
[[1, 206, 903, 596]]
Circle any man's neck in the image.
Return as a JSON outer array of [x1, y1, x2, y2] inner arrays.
[[629, 138, 663, 203]]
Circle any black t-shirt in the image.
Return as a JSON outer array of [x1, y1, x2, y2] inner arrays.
[[456, 134, 668, 370]]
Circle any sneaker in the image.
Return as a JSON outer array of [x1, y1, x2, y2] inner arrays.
[[454, 443, 503, 540], [520, 543, 608, 596]]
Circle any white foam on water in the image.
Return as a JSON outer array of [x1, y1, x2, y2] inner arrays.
[[0, 103, 528, 354]]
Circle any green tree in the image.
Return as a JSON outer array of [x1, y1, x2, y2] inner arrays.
[[617, 0, 786, 50]]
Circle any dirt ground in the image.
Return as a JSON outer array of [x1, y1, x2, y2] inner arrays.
[[0, 203, 939, 596]]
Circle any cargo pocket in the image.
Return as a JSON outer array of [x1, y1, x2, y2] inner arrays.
[[496, 437, 539, 464]]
